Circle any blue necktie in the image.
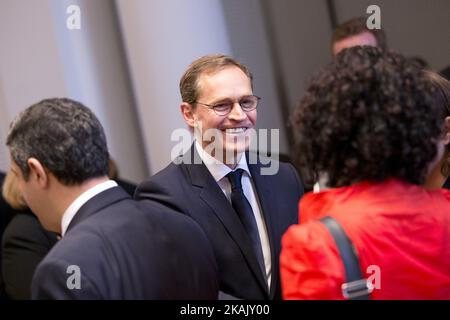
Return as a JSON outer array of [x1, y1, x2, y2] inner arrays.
[[227, 169, 266, 278]]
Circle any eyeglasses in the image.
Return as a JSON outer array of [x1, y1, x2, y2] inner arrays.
[[195, 95, 261, 116]]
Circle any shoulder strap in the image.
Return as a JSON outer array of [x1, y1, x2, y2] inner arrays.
[[320, 216, 372, 300]]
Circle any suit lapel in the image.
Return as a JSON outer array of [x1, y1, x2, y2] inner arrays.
[[248, 158, 279, 299], [66, 186, 130, 234], [184, 146, 269, 295]]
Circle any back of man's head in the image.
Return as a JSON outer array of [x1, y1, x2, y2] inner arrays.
[[331, 17, 387, 55], [7, 98, 109, 185]]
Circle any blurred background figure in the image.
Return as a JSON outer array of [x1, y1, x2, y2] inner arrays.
[[108, 157, 137, 196], [1, 170, 58, 300], [331, 17, 387, 56], [281, 46, 450, 299]]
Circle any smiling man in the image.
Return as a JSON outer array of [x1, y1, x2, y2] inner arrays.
[[135, 55, 304, 299]]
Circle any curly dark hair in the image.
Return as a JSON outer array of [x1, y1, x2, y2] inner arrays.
[[292, 46, 442, 188]]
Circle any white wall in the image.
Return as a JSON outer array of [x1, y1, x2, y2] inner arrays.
[[0, 0, 147, 183], [50, 0, 148, 183], [1, 0, 449, 176], [263, 0, 333, 115], [0, 0, 67, 171], [116, 0, 233, 175], [221, 0, 290, 154]]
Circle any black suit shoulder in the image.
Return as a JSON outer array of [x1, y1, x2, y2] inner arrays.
[[135, 162, 192, 211], [2, 211, 58, 299], [32, 195, 218, 299]]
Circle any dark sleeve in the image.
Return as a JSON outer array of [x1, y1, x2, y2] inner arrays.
[[288, 162, 305, 198], [2, 212, 57, 299], [134, 172, 186, 214], [115, 178, 137, 197]]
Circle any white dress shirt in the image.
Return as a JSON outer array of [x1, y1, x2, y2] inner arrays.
[[60, 180, 118, 236], [195, 142, 272, 288]]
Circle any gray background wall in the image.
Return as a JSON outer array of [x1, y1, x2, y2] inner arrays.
[[0, 0, 449, 183]]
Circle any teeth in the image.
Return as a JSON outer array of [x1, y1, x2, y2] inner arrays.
[[225, 128, 246, 134]]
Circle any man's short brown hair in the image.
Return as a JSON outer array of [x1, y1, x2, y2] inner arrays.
[[331, 17, 387, 52], [179, 54, 253, 104]]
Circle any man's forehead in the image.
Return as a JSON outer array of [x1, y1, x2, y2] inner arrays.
[[196, 67, 251, 97], [334, 31, 378, 54]]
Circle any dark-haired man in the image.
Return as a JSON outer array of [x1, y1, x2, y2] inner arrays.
[[331, 17, 387, 55], [7, 98, 218, 299]]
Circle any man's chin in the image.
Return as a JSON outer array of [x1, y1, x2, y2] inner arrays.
[[221, 143, 248, 163]]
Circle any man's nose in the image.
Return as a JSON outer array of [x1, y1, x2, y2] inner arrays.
[[227, 102, 247, 120]]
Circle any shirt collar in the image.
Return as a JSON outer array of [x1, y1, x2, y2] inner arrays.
[[195, 140, 251, 183], [61, 180, 118, 236]]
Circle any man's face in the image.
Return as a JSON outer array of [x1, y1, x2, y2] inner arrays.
[[190, 66, 257, 162], [10, 160, 36, 211], [9, 158, 51, 230], [333, 31, 378, 55]]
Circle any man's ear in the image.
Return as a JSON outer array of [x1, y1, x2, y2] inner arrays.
[[27, 158, 49, 188], [444, 116, 450, 145], [180, 102, 196, 128]]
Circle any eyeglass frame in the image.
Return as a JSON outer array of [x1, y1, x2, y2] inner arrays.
[[194, 94, 261, 116]]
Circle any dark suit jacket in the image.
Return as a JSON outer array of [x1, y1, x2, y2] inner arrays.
[[0, 172, 15, 299], [31, 186, 218, 299], [135, 147, 304, 299], [2, 210, 58, 299], [0, 173, 14, 238]]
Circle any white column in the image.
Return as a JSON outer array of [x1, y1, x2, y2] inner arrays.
[[115, 0, 232, 174], [0, 0, 67, 171], [50, 0, 148, 183]]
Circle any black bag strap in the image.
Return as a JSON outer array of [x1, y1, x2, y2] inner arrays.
[[320, 216, 372, 300]]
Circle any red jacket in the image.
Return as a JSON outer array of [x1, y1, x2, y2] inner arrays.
[[280, 179, 450, 299]]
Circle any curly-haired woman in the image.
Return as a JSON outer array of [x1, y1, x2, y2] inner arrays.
[[280, 46, 450, 299]]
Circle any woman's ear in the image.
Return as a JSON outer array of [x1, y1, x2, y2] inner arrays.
[[180, 102, 196, 128], [444, 116, 450, 145]]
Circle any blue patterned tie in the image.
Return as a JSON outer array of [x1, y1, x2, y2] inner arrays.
[[227, 169, 266, 278]]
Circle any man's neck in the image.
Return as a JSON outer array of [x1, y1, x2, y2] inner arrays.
[[55, 176, 110, 230]]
